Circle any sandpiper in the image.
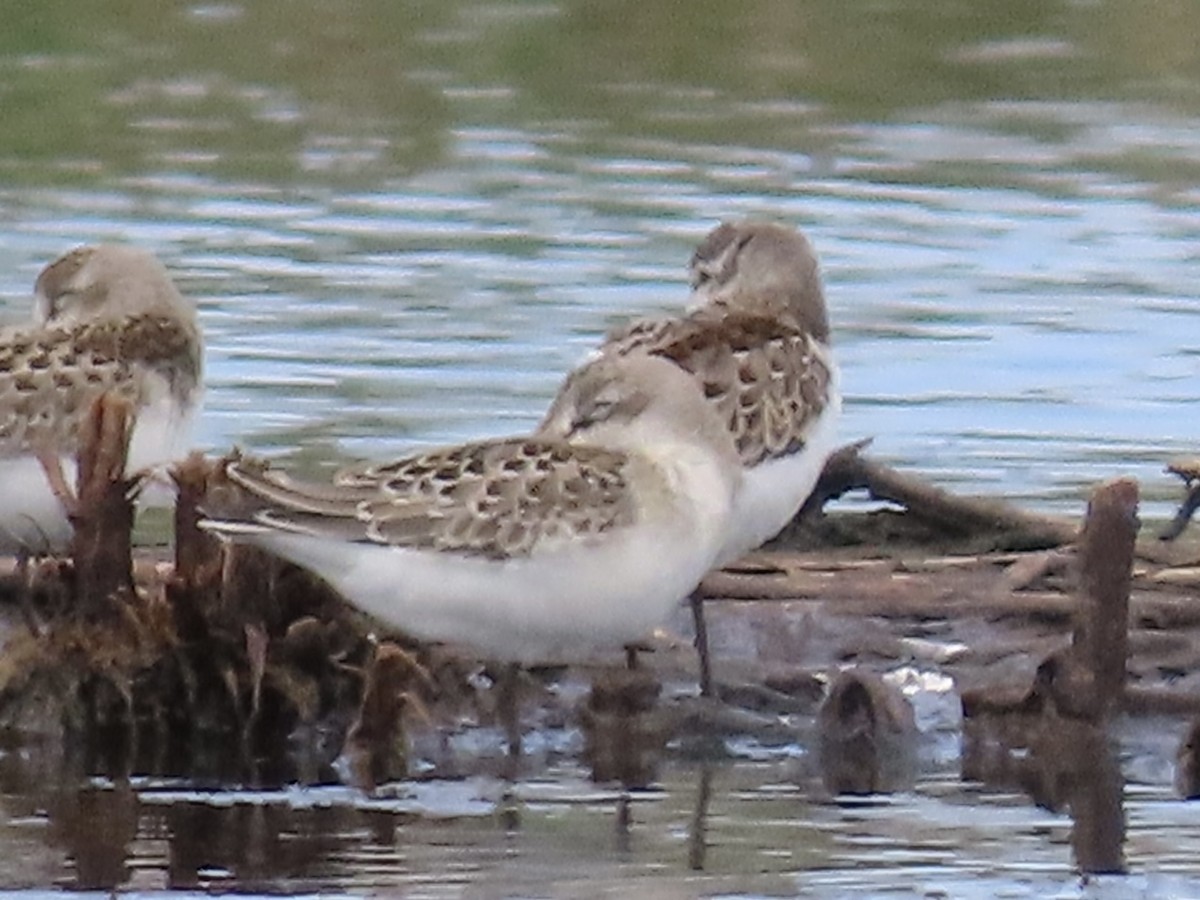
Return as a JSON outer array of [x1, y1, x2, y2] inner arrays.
[[0, 245, 203, 553], [199, 353, 740, 665], [539, 220, 840, 694]]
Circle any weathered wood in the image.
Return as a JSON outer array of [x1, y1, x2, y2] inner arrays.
[[703, 549, 1200, 631], [10, 438, 1200, 789], [1161, 458, 1200, 542], [171, 452, 222, 590], [817, 668, 916, 795], [805, 440, 1079, 546], [342, 642, 431, 789], [700, 568, 1078, 620], [69, 394, 137, 613], [963, 716, 1125, 874], [167, 452, 227, 642], [1070, 731, 1126, 874], [1176, 719, 1200, 799], [1122, 686, 1200, 716], [958, 480, 1138, 727], [961, 649, 1093, 720], [1073, 478, 1138, 720]]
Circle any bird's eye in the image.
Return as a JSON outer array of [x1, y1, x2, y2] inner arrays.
[[35, 288, 77, 323], [571, 395, 618, 433], [689, 265, 716, 291], [50, 289, 79, 308]]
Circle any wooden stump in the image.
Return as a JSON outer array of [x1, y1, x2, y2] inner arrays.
[[1074, 477, 1139, 720], [341, 642, 431, 790], [70, 393, 137, 613], [171, 451, 223, 591], [960, 477, 1139, 724]]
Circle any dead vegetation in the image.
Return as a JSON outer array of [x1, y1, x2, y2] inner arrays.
[[0, 403, 448, 782]]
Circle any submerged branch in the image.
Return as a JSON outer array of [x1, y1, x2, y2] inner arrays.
[[803, 439, 1079, 548], [1160, 458, 1200, 542]]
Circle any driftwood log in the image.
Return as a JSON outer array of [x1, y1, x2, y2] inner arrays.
[[1161, 458, 1200, 542], [800, 439, 1079, 548]]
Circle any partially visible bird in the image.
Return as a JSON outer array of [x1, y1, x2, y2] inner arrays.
[[0, 244, 203, 553]]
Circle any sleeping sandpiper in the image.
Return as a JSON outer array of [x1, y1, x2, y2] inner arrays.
[[540, 221, 840, 695], [200, 353, 740, 747], [0, 244, 203, 553]]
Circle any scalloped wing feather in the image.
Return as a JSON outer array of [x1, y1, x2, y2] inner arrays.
[[602, 312, 833, 467], [226, 438, 636, 560]]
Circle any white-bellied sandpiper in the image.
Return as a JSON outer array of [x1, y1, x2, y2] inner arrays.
[[200, 353, 741, 750], [0, 244, 203, 554], [540, 221, 840, 695]]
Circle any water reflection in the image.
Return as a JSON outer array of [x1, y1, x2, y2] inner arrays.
[[162, 801, 350, 892], [963, 716, 1125, 875], [2, 0, 452, 185], [2, 714, 1200, 893]]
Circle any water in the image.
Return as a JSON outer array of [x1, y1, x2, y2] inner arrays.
[[1, 0, 1200, 893], [5, 726, 1200, 896], [1, 0, 1198, 516]]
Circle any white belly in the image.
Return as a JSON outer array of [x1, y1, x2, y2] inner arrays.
[[0, 456, 76, 554], [252, 524, 715, 663]]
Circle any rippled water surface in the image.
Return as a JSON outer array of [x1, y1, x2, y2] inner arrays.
[[1, 0, 1200, 894], [4, 696, 1200, 897], [2, 0, 1198, 516]]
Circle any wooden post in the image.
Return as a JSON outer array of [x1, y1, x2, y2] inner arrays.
[[1073, 477, 1139, 720], [167, 452, 226, 641], [342, 642, 429, 790], [71, 393, 137, 613], [171, 452, 221, 589]]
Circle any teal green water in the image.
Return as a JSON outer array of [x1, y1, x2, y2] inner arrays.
[[1, 0, 1197, 515], [1, 1, 1200, 893]]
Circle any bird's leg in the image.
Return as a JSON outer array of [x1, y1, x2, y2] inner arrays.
[[623, 638, 655, 670], [690, 590, 714, 698], [14, 549, 44, 638], [36, 448, 77, 518], [1161, 472, 1200, 542], [496, 661, 523, 760]]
